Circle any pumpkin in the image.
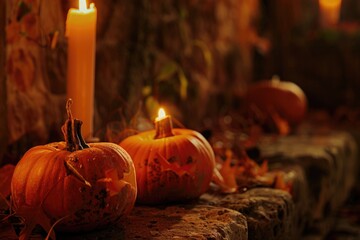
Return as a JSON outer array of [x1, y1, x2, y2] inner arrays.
[[245, 76, 307, 125], [11, 100, 137, 234], [119, 109, 215, 204]]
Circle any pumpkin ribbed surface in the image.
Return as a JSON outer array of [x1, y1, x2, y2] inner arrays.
[[120, 128, 215, 204], [246, 79, 307, 125], [11, 142, 137, 232]]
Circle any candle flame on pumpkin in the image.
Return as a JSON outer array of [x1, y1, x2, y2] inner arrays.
[[157, 108, 166, 120], [79, 0, 88, 11]]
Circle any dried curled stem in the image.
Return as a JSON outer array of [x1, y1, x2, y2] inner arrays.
[[61, 99, 89, 152]]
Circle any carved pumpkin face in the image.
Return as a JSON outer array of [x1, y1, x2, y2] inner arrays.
[[120, 115, 215, 204], [11, 100, 137, 232]]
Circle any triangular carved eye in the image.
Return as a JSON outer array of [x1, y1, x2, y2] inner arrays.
[[167, 156, 177, 163], [97, 168, 132, 197], [186, 156, 194, 164], [166, 156, 195, 166]]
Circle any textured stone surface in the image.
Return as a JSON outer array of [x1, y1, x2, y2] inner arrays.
[[200, 188, 296, 240], [273, 165, 311, 236], [59, 205, 248, 240], [259, 131, 357, 221], [21, 130, 359, 239], [258, 130, 358, 238]]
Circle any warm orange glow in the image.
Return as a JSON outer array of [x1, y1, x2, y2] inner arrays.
[[156, 108, 166, 121], [79, 0, 87, 11], [318, 0, 342, 27], [319, 0, 341, 8], [154, 107, 173, 138]]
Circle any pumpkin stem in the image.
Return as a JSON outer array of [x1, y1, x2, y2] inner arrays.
[[62, 99, 90, 152]]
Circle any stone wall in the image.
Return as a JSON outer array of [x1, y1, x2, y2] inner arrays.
[[2, 0, 260, 165], [0, 0, 7, 163]]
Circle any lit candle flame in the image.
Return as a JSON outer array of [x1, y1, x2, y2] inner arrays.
[[154, 107, 173, 138], [157, 108, 166, 120], [79, 0, 87, 11]]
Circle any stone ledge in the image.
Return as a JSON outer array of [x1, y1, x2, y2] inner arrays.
[[259, 130, 358, 236], [56, 129, 358, 239], [59, 205, 248, 240], [200, 188, 296, 240]]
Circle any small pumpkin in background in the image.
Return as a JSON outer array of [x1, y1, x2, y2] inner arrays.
[[11, 100, 137, 237], [119, 108, 215, 205], [245, 76, 307, 134]]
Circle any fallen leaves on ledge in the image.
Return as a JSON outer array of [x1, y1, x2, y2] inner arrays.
[[211, 147, 293, 195]]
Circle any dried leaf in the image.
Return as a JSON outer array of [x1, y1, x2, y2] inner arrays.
[[212, 168, 237, 194], [212, 148, 274, 193], [217, 150, 237, 192], [273, 172, 292, 193], [258, 160, 268, 176], [269, 109, 290, 136]]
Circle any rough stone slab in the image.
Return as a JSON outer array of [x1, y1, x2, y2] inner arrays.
[[59, 205, 248, 240], [200, 188, 296, 240], [274, 165, 311, 236], [350, 131, 360, 184], [258, 131, 358, 221], [46, 130, 360, 239]]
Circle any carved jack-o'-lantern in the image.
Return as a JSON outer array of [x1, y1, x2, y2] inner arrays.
[[120, 108, 215, 204]]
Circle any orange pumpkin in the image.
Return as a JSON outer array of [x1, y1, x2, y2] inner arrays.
[[119, 109, 215, 204], [11, 100, 137, 233], [245, 77, 307, 125]]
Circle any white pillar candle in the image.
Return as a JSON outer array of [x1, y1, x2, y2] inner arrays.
[[66, 0, 97, 139]]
